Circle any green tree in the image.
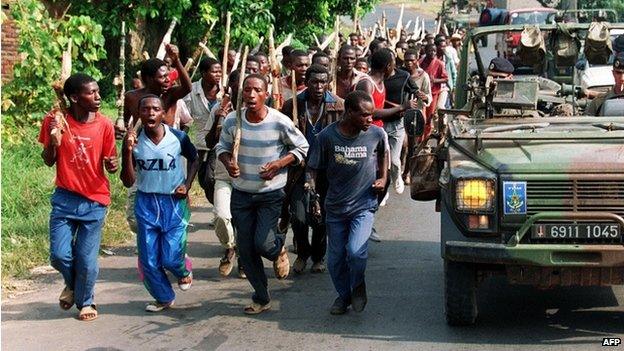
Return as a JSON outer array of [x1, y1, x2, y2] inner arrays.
[[2, 0, 106, 117]]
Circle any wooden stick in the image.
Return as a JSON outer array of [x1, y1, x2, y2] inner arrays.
[[230, 44, 243, 72], [156, 18, 177, 60], [184, 58, 194, 71], [290, 68, 298, 128], [319, 32, 336, 51], [221, 12, 232, 89], [232, 46, 249, 165], [115, 21, 126, 130], [51, 38, 73, 145], [353, 0, 360, 33], [396, 3, 405, 39], [198, 42, 216, 59], [190, 52, 203, 80], [275, 33, 293, 54], [251, 36, 264, 55], [330, 15, 340, 95], [268, 26, 282, 110], [185, 21, 217, 74], [313, 33, 321, 48]]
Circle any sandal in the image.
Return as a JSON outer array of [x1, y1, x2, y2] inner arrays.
[[78, 305, 97, 321], [273, 247, 290, 279], [243, 302, 271, 315], [145, 300, 174, 312], [59, 287, 74, 311]]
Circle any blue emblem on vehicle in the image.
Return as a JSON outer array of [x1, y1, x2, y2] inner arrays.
[[503, 181, 527, 215]]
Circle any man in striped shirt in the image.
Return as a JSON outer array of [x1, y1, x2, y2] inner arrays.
[[215, 74, 309, 315]]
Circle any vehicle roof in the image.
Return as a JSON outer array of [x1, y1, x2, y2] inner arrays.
[[468, 22, 624, 37], [508, 8, 558, 14]]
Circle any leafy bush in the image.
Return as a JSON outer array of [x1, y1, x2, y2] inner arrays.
[[2, 0, 106, 116]]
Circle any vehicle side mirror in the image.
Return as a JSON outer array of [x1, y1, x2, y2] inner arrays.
[[405, 108, 425, 137]]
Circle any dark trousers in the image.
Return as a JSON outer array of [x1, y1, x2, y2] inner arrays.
[[231, 188, 285, 305], [290, 176, 327, 263]]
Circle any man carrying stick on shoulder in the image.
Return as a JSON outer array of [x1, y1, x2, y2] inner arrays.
[[215, 74, 309, 315], [40, 73, 118, 321]]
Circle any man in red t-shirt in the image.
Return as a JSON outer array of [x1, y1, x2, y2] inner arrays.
[[419, 43, 448, 140], [39, 73, 117, 322]]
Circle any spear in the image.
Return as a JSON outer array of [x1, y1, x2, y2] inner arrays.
[[232, 46, 249, 165], [51, 38, 73, 146], [290, 67, 298, 128], [114, 21, 126, 130], [156, 18, 177, 60]]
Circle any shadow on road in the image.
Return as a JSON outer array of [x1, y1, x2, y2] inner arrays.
[[3, 239, 621, 347]]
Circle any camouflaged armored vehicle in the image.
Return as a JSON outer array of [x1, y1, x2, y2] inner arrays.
[[412, 22, 624, 326]]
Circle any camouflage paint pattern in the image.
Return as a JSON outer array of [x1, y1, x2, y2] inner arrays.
[[435, 22, 624, 287]]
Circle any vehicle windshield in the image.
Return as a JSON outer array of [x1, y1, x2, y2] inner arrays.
[[460, 23, 624, 120], [510, 11, 552, 25]]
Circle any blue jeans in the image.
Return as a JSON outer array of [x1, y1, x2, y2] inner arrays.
[[326, 209, 375, 301], [49, 188, 107, 309], [231, 188, 285, 305]]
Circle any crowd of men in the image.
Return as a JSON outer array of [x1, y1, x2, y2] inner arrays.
[[39, 19, 624, 321]]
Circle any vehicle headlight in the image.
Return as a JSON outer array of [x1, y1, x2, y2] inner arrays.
[[455, 178, 495, 212]]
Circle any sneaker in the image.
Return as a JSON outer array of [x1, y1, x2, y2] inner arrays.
[[394, 177, 405, 194], [351, 282, 367, 312], [145, 300, 174, 312], [379, 191, 389, 206], [369, 228, 381, 243], [311, 261, 326, 273], [330, 297, 350, 315], [292, 256, 307, 274], [273, 247, 290, 279], [178, 272, 192, 291], [219, 248, 236, 277]]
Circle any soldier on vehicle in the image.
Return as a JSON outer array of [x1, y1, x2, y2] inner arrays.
[[585, 53, 624, 116], [487, 56, 514, 79]]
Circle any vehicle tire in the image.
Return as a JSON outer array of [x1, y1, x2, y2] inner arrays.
[[444, 260, 478, 326]]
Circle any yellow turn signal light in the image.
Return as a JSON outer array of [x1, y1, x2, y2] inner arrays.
[[456, 179, 495, 212]]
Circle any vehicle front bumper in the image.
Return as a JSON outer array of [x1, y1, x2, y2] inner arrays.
[[445, 241, 624, 267]]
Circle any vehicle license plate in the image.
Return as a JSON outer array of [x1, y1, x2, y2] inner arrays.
[[531, 223, 621, 240]]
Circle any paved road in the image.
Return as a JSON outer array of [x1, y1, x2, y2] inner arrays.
[[2, 188, 623, 350]]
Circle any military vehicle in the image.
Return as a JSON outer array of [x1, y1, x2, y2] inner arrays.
[[410, 22, 624, 325]]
